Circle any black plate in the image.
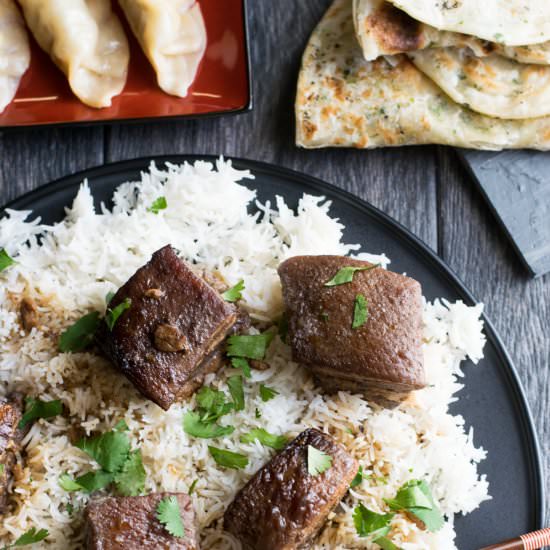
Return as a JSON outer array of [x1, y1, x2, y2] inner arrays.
[[1, 156, 544, 549]]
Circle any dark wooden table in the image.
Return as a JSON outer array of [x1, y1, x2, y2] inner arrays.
[[0, 0, 548, 519]]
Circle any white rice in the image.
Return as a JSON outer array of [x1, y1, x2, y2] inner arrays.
[[0, 158, 489, 549]]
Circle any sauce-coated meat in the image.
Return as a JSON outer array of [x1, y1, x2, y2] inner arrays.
[[85, 493, 199, 549], [97, 246, 238, 410], [224, 428, 358, 550], [278, 255, 425, 405], [0, 394, 24, 513]]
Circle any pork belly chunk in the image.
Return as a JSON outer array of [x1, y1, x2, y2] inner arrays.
[[0, 394, 25, 513], [278, 255, 425, 405], [85, 493, 199, 549], [96, 245, 238, 410], [224, 428, 358, 550]]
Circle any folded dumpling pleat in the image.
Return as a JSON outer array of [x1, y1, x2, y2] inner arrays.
[[18, 0, 129, 108], [119, 0, 207, 98], [0, 0, 30, 114]]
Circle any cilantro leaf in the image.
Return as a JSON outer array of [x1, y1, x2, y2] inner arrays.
[[58, 311, 101, 353], [114, 419, 129, 432], [114, 449, 146, 496], [222, 280, 244, 302], [156, 496, 185, 538], [375, 537, 403, 550], [259, 384, 279, 402], [183, 411, 234, 439], [105, 291, 115, 305], [230, 357, 251, 378], [18, 398, 63, 429], [58, 473, 84, 492], [0, 464, 4, 475], [385, 479, 444, 532], [240, 428, 288, 450], [188, 479, 198, 495], [307, 445, 332, 476], [352, 294, 368, 329], [227, 332, 274, 360], [208, 446, 248, 470], [0, 249, 15, 273], [7, 527, 49, 547], [73, 470, 114, 493], [76, 430, 131, 473], [147, 197, 167, 215], [227, 375, 245, 411], [350, 465, 364, 488], [195, 387, 234, 423], [353, 503, 393, 538], [277, 313, 289, 343], [324, 264, 379, 287], [105, 298, 131, 331]]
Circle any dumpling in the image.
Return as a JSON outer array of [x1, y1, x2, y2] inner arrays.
[[0, 0, 30, 114], [18, 0, 129, 108], [119, 0, 207, 98]]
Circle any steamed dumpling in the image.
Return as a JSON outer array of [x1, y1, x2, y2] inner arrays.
[[18, 0, 129, 108], [119, 0, 207, 98], [0, 0, 30, 114]]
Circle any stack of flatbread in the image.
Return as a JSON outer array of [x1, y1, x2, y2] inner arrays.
[[296, 0, 550, 150]]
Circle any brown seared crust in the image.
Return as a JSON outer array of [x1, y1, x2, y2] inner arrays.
[[0, 394, 25, 513], [224, 428, 358, 550], [84, 493, 199, 549], [366, 2, 422, 54], [278, 256, 425, 403], [96, 245, 237, 410]]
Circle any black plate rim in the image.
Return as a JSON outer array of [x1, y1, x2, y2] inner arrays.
[[0, 0, 253, 132], [1, 154, 544, 535]]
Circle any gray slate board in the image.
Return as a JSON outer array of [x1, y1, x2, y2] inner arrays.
[[460, 150, 550, 278]]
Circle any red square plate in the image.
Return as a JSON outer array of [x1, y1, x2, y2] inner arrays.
[[0, 0, 251, 128]]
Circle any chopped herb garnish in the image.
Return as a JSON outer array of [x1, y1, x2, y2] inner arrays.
[[277, 313, 289, 343], [307, 445, 332, 476], [255, 408, 261, 419], [375, 537, 403, 550], [58, 473, 84, 492], [350, 465, 364, 488], [72, 470, 114, 493], [222, 280, 245, 302], [58, 312, 101, 353], [353, 503, 394, 539], [156, 496, 185, 538], [227, 332, 274, 360], [208, 446, 248, 470], [321, 312, 329, 321], [113, 449, 146, 496], [188, 479, 198, 495], [240, 428, 288, 450], [105, 298, 131, 331], [227, 375, 245, 411], [259, 384, 278, 402], [324, 264, 379, 287], [1, 527, 49, 548], [66, 503, 74, 516], [230, 357, 251, 378], [105, 291, 115, 305], [183, 411, 234, 439], [147, 196, 167, 215], [352, 294, 368, 329], [385, 479, 444, 532], [18, 398, 62, 429], [76, 430, 131, 473], [195, 387, 234, 423], [0, 249, 15, 273], [114, 419, 129, 432], [0, 464, 4, 475]]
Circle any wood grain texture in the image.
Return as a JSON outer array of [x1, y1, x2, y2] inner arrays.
[[0, 0, 548, 526]]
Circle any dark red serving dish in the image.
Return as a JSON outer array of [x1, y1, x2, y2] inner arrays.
[[0, 0, 251, 128]]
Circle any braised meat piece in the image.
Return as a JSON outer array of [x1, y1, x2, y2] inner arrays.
[[96, 245, 238, 410], [224, 428, 358, 550], [85, 493, 199, 549], [278, 255, 425, 405], [0, 394, 25, 513]]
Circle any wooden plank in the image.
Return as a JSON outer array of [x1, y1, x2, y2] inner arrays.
[[0, 127, 104, 204], [438, 146, 550, 505], [105, 0, 438, 249], [461, 150, 550, 277]]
